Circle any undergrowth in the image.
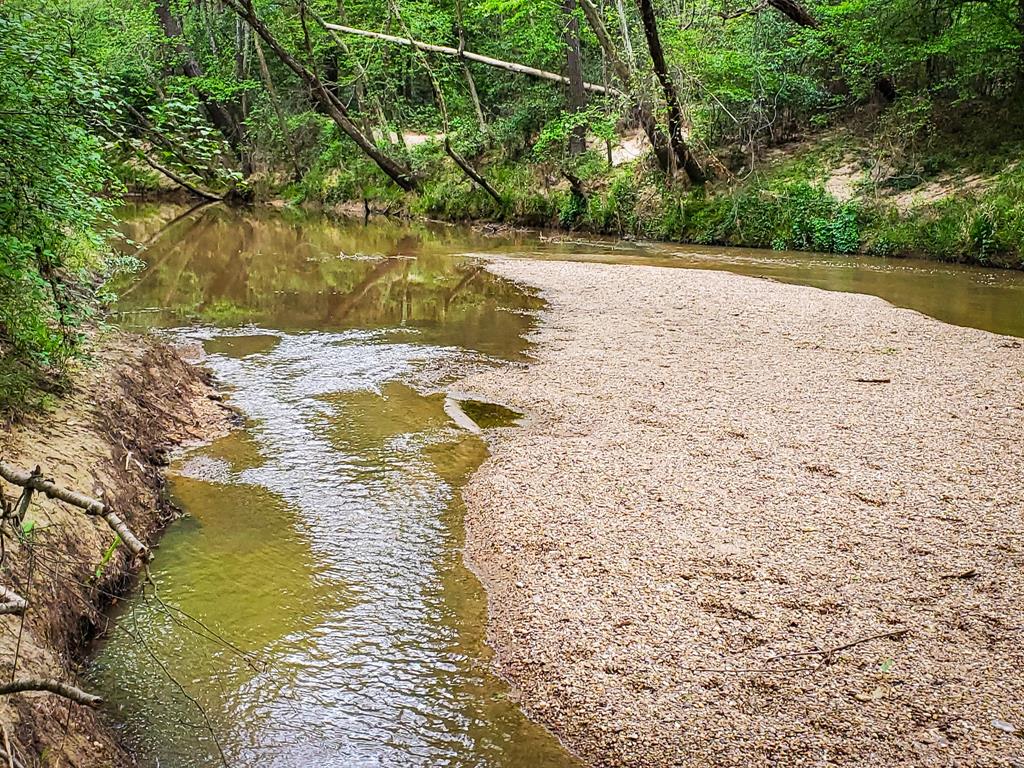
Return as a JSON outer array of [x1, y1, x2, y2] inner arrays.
[[289, 124, 1024, 269]]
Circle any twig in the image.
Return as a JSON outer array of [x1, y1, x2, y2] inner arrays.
[[10, 547, 34, 681], [0, 678, 102, 708], [719, 1, 769, 20], [1, 724, 14, 768], [770, 628, 909, 665], [130, 589, 228, 767], [941, 568, 977, 580], [689, 664, 819, 674]]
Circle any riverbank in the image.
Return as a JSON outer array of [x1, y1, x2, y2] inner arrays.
[[0, 333, 233, 765], [283, 119, 1024, 270], [458, 259, 1024, 767]]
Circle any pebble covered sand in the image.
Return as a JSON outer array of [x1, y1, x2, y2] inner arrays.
[[458, 259, 1024, 768]]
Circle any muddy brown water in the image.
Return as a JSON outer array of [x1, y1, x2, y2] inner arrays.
[[91, 203, 1024, 767]]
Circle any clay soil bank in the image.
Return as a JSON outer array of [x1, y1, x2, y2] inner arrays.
[[0, 334, 232, 766], [459, 259, 1024, 767]]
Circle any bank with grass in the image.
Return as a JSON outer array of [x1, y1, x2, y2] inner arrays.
[[275, 112, 1024, 270]]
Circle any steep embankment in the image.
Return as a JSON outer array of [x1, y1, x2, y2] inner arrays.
[[0, 334, 233, 765], [459, 259, 1024, 767]]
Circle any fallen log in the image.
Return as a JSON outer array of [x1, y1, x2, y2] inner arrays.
[[322, 22, 623, 97], [0, 461, 149, 560]]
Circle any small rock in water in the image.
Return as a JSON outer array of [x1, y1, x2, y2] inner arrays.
[[991, 719, 1016, 734]]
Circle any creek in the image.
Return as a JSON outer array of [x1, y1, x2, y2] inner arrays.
[[89, 203, 1024, 767]]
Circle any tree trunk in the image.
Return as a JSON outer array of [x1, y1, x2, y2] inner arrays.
[[1018, 0, 1024, 84], [767, 0, 819, 29], [634, 0, 705, 183], [463, 62, 487, 132], [563, 0, 588, 155], [154, 0, 246, 157], [614, 0, 634, 63], [252, 34, 304, 181], [222, 0, 418, 191], [579, 0, 629, 83], [457, 26, 487, 133], [578, 0, 675, 173], [766, 0, 896, 102]]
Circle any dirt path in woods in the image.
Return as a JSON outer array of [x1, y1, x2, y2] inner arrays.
[[457, 259, 1024, 768]]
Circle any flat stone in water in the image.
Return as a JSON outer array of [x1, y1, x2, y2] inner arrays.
[[459, 399, 524, 429]]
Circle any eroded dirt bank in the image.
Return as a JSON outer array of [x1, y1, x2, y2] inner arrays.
[[0, 334, 232, 766], [459, 260, 1024, 767]]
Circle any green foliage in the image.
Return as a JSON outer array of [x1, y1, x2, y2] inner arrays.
[[94, 535, 122, 581], [0, 2, 121, 403], [861, 163, 1024, 267]]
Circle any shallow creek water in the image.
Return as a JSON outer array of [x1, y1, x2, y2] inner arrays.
[[92, 203, 1024, 767]]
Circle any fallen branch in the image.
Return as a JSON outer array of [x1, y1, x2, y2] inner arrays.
[[941, 567, 978, 580], [135, 150, 224, 202], [323, 22, 623, 96], [0, 678, 102, 708], [0, 724, 22, 768], [0, 461, 149, 560]]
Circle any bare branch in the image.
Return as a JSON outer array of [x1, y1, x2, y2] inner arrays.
[[0, 461, 149, 559], [323, 22, 623, 96], [0, 678, 102, 708]]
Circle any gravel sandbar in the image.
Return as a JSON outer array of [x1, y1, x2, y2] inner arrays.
[[458, 259, 1024, 767]]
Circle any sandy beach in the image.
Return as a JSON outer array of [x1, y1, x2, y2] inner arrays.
[[459, 259, 1024, 767]]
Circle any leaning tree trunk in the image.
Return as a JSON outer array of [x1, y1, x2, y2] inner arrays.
[[252, 35, 304, 181], [222, 0, 418, 191], [634, 0, 705, 183], [767, 0, 819, 29], [562, 0, 588, 156]]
